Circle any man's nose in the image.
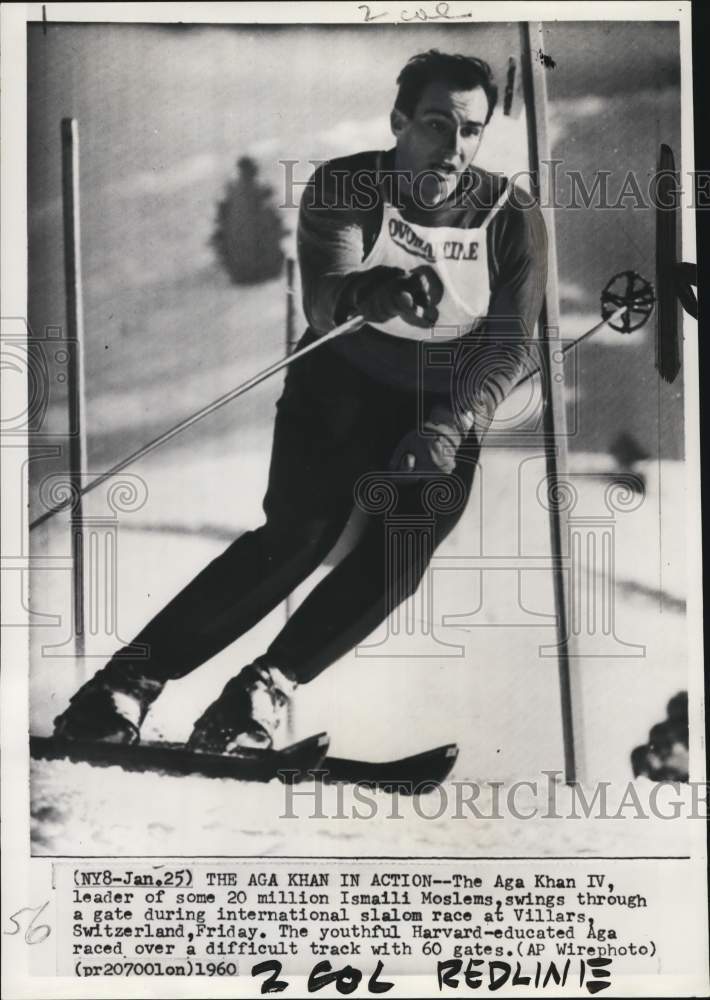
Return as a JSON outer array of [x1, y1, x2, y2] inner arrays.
[[443, 130, 465, 162]]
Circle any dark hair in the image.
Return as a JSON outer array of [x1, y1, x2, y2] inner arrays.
[[395, 50, 498, 125]]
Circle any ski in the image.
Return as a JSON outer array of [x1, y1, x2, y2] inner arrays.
[[29, 732, 330, 784], [298, 743, 459, 794], [29, 735, 458, 793]]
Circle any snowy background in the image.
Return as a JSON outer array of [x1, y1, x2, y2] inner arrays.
[[24, 20, 692, 856]]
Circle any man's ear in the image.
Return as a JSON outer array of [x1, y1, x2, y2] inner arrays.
[[390, 107, 409, 138]]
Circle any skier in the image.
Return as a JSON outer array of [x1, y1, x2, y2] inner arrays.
[[54, 50, 547, 754]]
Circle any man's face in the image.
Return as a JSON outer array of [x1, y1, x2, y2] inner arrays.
[[392, 80, 489, 204]]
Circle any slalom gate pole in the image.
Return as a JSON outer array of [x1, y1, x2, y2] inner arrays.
[[520, 22, 581, 786], [61, 117, 88, 668], [284, 259, 298, 739], [284, 259, 298, 624]]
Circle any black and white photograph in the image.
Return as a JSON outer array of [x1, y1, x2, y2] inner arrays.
[[1, 2, 707, 997]]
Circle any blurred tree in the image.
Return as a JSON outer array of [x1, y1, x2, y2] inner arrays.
[[211, 157, 286, 284]]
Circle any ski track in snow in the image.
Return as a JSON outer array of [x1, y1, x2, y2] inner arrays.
[[31, 759, 692, 857]]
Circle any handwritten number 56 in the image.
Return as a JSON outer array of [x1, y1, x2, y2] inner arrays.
[[4, 902, 51, 944]]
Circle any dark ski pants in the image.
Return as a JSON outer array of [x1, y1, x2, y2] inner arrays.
[[111, 331, 480, 685]]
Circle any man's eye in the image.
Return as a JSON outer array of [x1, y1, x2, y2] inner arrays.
[[428, 120, 445, 131], [462, 127, 481, 138]]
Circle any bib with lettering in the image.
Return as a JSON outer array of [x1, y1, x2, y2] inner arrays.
[[359, 186, 510, 341]]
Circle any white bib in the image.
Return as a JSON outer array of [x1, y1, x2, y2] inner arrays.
[[359, 186, 509, 342]]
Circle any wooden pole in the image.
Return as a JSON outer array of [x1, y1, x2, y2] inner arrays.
[[284, 257, 297, 738], [284, 258, 297, 623], [519, 24, 582, 785], [61, 118, 88, 668]]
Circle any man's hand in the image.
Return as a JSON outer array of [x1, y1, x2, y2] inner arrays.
[[355, 265, 444, 329], [389, 404, 475, 476]]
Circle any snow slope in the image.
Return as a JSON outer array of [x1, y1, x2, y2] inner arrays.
[[29, 443, 691, 857]]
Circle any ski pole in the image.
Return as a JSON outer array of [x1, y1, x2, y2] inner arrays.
[[512, 304, 627, 390], [29, 312, 366, 531], [29, 304, 628, 533]]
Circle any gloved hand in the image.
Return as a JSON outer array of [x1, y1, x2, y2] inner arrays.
[[389, 404, 475, 476], [346, 264, 444, 329]]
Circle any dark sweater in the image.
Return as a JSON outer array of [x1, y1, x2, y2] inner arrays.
[[297, 148, 548, 432]]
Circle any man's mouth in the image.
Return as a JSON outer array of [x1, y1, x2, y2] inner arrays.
[[431, 163, 457, 176]]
